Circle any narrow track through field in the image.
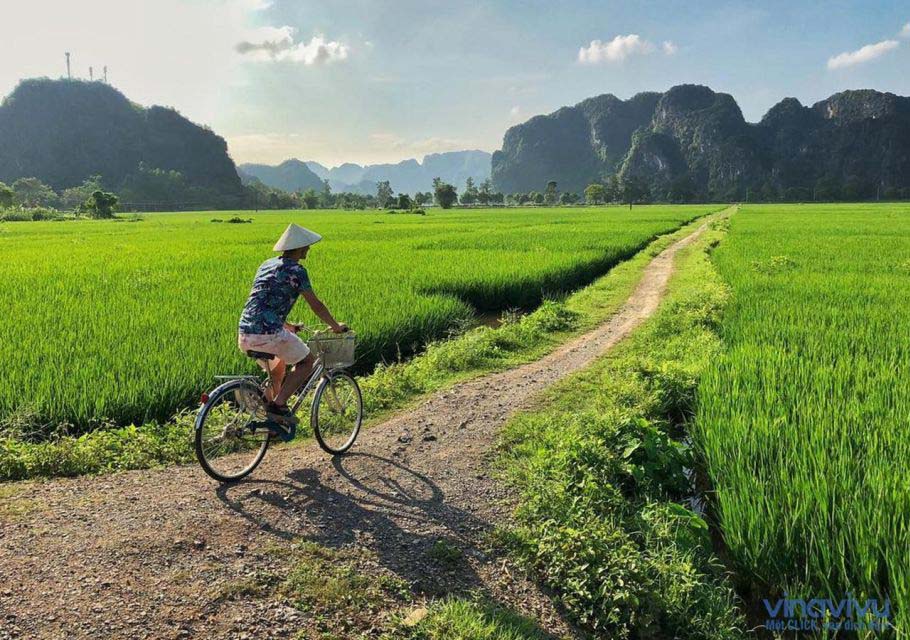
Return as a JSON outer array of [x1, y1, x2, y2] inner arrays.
[[0, 221, 708, 640]]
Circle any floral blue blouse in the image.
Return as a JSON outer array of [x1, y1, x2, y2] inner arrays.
[[238, 257, 312, 335]]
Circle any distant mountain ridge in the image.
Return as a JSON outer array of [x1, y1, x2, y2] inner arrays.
[[237, 159, 324, 192], [492, 84, 910, 199], [0, 78, 243, 203], [242, 150, 491, 195]]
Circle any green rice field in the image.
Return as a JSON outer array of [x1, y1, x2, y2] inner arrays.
[[695, 203, 910, 625], [0, 205, 713, 430]]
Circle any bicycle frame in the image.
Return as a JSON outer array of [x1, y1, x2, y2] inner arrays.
[[287, 361, 326, 414], [215, 350, 345, 415]]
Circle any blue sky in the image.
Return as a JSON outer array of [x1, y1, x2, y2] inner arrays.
[[2, 0, 908, 166]]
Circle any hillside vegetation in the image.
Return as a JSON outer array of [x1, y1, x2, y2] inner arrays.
[[0, 78, 243, 207], [493, 84, 910, 202]]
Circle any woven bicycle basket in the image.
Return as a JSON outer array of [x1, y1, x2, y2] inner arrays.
[[308, 333, 357, 368]]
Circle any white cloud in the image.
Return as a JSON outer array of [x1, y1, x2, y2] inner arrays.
[[901, 22, 910, 38], [369, 132, 405, 148], [827, 39, 899, 69], [236, 29, 349, 64], [368, 132, 476, 155], [578, 34, 675, 64], [509, 105, 521, 117]]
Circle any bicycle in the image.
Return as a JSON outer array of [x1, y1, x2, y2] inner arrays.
[[194, 326, 362, 483]]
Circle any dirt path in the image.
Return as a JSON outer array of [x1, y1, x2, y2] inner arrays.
[[0, 223, 707, 640]]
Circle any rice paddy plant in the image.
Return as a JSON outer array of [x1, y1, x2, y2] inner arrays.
[[0, 205, 713, 431], [694, 203, 910, 627]]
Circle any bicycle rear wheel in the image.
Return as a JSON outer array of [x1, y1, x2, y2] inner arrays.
[[311, 371, 362, 455], [195, 378, 270, 482]]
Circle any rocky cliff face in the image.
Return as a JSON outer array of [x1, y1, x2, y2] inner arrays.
[[0, 78, 243, 198], [492, 84, 910, 200], [492, 93, 658, 193]]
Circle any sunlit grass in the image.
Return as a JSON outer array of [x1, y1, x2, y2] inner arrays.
[[0, 205, 714, 429], [694, 203, 910, 626]]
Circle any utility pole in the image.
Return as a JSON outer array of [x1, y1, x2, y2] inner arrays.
[[103, 66, 108, 83], [65, 52, 71, 79], [89, 66, 93, 81]]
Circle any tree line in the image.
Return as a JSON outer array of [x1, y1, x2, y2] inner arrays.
[[0, 176, 118, 219], [8, 168, 902, 221], [259, 173, 910, 209]]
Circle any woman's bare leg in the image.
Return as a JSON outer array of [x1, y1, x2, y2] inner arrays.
[[274, 353, 316, 406], [263, 358, 287, 401]]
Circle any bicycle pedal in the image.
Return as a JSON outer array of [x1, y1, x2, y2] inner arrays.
[[277, 422, 296, 442], [249, 419, 296, 442]]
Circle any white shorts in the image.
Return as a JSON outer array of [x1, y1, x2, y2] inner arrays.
[[238, 329, 310, 365]]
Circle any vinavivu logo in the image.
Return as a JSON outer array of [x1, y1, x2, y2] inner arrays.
[[763, 592, 891, 632]]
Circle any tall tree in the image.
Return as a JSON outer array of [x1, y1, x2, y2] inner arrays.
[[584, 183, 605, 204], [433, 179, 458, 209], [376, 180, 393, 208], [544, 180, 559, 205], [0, 181, 13, 208], [478, 179, 492, 205], [301, 188, 319, 209], [460, 177, 478, 205], [319, 179, 333, 208], [605, 175, 621, 203], [12, 177, 57, 208]]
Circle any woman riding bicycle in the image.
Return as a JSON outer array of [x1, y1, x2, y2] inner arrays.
[[237, 223, 348, 433]]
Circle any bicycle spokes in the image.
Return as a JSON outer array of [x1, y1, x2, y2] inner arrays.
[[195, 380, 270, 482], [313, 372, 362, 455]]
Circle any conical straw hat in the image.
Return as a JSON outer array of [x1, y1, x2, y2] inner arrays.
[[273, 223, 322, 251]]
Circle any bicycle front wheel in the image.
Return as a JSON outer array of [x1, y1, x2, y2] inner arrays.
[[195, 378, 270, 482], [311, 371, 363, 455]]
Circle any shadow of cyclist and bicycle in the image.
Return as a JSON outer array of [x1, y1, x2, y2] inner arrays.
[[215, 452, 495, 596]]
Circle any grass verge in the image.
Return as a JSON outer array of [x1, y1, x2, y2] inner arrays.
[[488, 214, 745, 637], [0, 208, 727, 481], [399, 598, 557, 640]]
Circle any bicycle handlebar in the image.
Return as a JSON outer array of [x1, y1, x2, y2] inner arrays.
[[290, 322, 351, 335]]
